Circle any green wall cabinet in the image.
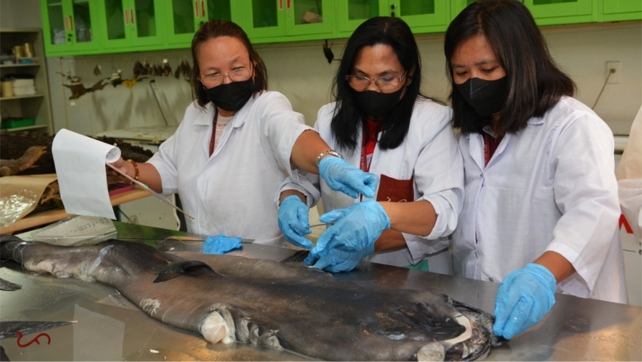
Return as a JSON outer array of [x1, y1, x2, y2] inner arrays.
[[601, 0, 642, 22], [41, 0, 102, 56], [166, 0, 238, 46], [336, 0, 379, 36], [525, 0, 596, 26], [39, 0, 641, 57], [379, 1, 450, 34], [452, 0, 597, 26], [100, 0, 165, 50], [239, 0, 335, 44], [335, 0, 450, 38], [451, 0, 476, 17]]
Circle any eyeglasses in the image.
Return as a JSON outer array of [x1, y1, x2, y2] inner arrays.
[[345, 72, 407, 92], [202, 66, 252, 86]]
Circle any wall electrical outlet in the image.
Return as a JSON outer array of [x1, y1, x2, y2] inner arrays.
[[606, 61, 621, 84]]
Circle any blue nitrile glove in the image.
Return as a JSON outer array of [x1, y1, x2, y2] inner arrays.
[[304, 243, 375, 273], [202, 234, 243, 254], [278, 195, 313, 249], [313, 200, 390, 254], [493, 263, 557, 339], [318, 156, 379, 199]]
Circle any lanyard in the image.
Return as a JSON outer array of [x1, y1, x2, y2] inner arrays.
[[483, 132, 503, 166], [359, 129, 375, 202], [360, 131, 371, 173], [209, 110, 219, 157]]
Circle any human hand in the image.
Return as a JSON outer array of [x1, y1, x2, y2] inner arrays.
[[493, 263, 557, 339], [318, 157, 379, 198], [107, 157, 136, 182], [314, 200, 390, 254], [202, 234, 243, 254], [304, 243, 375, 273], [278, 195, 313, 249]]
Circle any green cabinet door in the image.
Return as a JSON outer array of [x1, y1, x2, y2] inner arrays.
[[336, 0, 380, 36], [380, 0, 450, 33], [601, 0, 642, 21], [40, 0, 101, 56], [524, 0, 596, 25], [166, 0, 235, 46], [451, 0, 475, 19], [336, 0, 452, 39], [101, 0, 164, 50], [242, 0, 334, 44]]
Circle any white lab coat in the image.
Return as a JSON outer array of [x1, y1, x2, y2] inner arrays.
[[616, 105, 642, 242], [148, 91, 311, 245], [453, 96, 628, 303], [281, 97, 464, 272]]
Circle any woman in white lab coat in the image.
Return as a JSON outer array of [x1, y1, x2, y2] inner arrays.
[[110, 20, 377, 245], [445, 0, 628, 340], [277, 17, 464, 273]]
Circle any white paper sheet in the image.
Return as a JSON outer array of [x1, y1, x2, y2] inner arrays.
[[52, 128, 121, 219]]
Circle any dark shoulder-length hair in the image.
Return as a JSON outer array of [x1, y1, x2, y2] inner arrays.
[[191, 20, 268, 108], [444, 0, 575, 135], [331, 16, 425, 152]]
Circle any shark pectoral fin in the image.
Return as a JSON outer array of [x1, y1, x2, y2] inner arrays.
[[0, 277, 22, 291], [153, 260, 216, 283]]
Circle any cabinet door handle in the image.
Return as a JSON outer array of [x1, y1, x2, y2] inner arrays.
[[195, 1, 199, 18], [125, 9, 129, 25], [201, 0, 205, 19], [287, 0, 291, 9], [279, 0, 283, 10], [69, 16, 74, 30], [130, 9, 134, 24], [64, 16, 69, 31]]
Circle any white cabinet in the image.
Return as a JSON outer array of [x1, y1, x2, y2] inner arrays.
[[0, 28, 53, 134]]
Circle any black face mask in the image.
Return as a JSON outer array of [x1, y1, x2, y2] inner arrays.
[[455, 77, 508, 117], [353, 87, 404, 119], [204, 78, 256, 112]]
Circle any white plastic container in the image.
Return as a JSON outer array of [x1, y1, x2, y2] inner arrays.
[[12, 85, 36, 96]]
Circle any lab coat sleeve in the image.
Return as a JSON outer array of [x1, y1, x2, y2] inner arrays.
[[275, 174, 322, 210], [546, 110, 621, 294], [412, 104, 464, 239], [273, 105, 326, 210], [400, 103, 464, 261], [147, 103, 199, 195], [257, 92, 313, 181]]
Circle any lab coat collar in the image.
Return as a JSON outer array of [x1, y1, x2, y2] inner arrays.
[[468, 116, 542, 170], [467, 131, 512, 170]]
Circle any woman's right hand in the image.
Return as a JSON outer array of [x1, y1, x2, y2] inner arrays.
[[278, 195, 313, 249], [107, 157, 133, 180]]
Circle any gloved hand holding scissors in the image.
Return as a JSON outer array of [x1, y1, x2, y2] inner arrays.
[[318, 156, 379, 199], [305, 201, 390, 272], [278, 195, 313, 249], [304, 243, 375, 273], [493, 263, 557, 339]]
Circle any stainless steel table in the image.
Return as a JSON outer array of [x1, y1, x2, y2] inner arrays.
[[1, 222, 640, 361]]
